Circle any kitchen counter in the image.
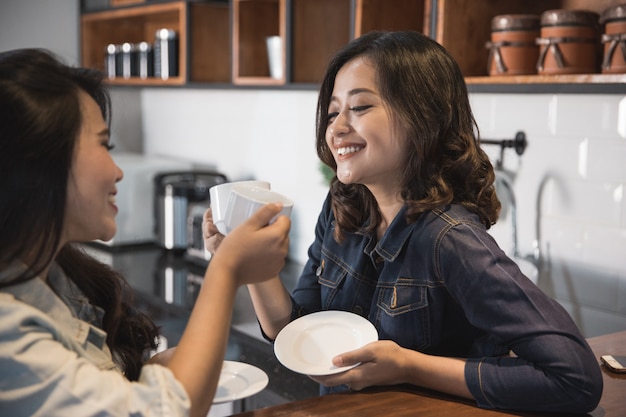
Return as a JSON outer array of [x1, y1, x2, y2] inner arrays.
[[82, 243, 319, 413]]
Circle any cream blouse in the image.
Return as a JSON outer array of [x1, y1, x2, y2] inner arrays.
[[0, 262, 190, 417]]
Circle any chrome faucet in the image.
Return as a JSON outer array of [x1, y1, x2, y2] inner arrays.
[[495, 171, 520, 257]]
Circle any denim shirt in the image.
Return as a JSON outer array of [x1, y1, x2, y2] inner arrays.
[[289, 194, 603, 413], [0, 262, 190, 417]]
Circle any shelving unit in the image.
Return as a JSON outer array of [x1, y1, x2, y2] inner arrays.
[[289, 0, 427, 85], [232, 0, 286, 85], [355, 0, 426, 36], [79, 0, 626, 91], [433, 0, 626, 88], [81, 1, 230, 85], [290, 0, 351, 85]]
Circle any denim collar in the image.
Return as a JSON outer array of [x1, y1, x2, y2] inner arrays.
[[0, 262, 107, 349], [363, 204, 414, 262]]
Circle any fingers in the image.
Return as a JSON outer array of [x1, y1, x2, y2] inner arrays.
[[332, 344, 372, 367], [211, 203, 291, 286], [309, 370, 360, 391], [203, 208, 223, 254], [203, 207, 214, 223], [243, 203, 285, 230], [203, 208, 219, 237]]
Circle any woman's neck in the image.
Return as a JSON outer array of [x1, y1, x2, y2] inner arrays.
[[369, 186, 404, 239]]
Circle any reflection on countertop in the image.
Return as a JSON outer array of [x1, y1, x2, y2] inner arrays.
[[81, 242, 318, 413]]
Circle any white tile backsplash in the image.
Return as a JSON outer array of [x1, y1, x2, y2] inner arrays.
[[583, 225, 626, 271], [618, 97, 626, 138], [555, 95, 626, 138], [587, 139, 626, 181], [539, 217, 585, 261], [473, 93, 626, 336], [546, 179, 623, 227], [134, 88, 626, 337]]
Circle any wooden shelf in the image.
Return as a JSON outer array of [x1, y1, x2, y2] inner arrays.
[[80, 0, 626, 91], [232, 0, 287, 85], [103, 76, 185, 86], [81, 1, 230, 85], [355, 0, 427, 36], [291, 0, 351, 84], [289, 0, 427, 84], [432, 0, 619, 78], [467, 73, 626, 85], [465, 74, 626, 94]]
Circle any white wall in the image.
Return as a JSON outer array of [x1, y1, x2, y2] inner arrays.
[[473, 93, 626, 337], [0, 0, 79, 65]]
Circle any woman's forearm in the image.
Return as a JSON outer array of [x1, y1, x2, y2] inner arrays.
[[166, 258, 239, 417], [247, 277, 293, 340], [404, 349, 472, 399]]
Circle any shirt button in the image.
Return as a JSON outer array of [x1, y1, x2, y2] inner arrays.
[[316, 260, 324, 277], [353, 305, 364, 315]]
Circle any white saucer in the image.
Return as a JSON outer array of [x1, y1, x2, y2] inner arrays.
[[213, 361, 269, 404], [274, 310, 378, 376]]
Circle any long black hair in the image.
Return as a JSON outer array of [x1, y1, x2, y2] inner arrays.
[[0, 48, 158, 380]]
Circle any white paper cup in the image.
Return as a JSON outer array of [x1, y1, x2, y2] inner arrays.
[[210, 181, 270, 235], [224, 185, 293, 234]]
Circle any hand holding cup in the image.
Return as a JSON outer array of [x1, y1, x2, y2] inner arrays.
[[209, 180, 270, 235], [205, 181, 293, 255], [214, 202, 291, 286]]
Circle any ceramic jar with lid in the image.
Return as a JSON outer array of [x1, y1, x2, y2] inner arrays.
[[536, 9, 601, 75], [486, 14, 540, 75], [600, 4, 626, 73]]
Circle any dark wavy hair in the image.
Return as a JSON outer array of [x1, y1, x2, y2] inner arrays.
[[0, 48, 158, 380], [315, 31, 500, 241]]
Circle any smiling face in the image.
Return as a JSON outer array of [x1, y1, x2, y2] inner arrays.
[[62, 90, 123, 244], [325, 56, 407, 195]]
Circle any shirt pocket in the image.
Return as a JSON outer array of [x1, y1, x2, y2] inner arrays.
[[376, 280, 431, 350], [316, 258, 348, 310], [316, 256, 376, 314]]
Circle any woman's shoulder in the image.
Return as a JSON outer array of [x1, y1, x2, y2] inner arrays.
[[0, 278, 64, 322], [418, 204, 486, 231], [0, 291, 60, 341]]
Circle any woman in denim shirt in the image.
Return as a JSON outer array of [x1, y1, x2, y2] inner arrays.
[[0, 48, 291, 417], [204, 31, 603, 413]]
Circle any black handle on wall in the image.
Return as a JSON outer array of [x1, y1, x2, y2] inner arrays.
[[480, 131, 527, 168]]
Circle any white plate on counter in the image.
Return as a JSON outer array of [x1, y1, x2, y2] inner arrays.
[[274, 310, 378, 376], [213, 361, 269, 404]]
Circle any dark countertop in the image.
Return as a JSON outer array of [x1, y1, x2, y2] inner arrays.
[[82, 243, 318, 411]]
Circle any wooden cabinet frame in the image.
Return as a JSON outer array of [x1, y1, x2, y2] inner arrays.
[[232, 0, 287, 85], [80, 0, 626, 90], [81, 1, 230, 85], [431, 0, 626, 86]]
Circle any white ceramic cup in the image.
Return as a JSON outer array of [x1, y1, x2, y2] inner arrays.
[[266, 36, 283, 79], [210, 180, 271, 235], [224, 185, 293, 234]]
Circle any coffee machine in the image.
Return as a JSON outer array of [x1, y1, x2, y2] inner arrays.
[[154, 171, 227, 254]]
